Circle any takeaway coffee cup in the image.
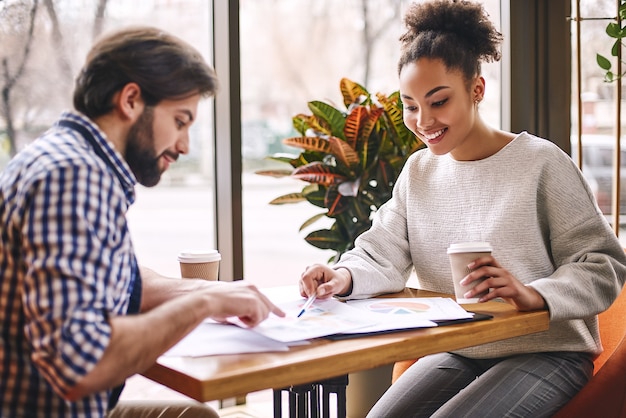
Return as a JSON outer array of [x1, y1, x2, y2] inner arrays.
[[178, 249, 221, 281], [447, 242, 493, 303]]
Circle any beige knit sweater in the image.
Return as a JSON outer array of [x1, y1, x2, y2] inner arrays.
[[337, 132, 626, 358]]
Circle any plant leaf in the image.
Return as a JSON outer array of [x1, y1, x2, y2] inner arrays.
[[619, 1, 626, 20], [292, 162, 346, 186], [269, 193, 306, 204], [325, 186, 351, 216], [292, 114, 311, 135], [293, 113, 331, 136], [329, 136, 360, 168], [361, 106, 384, 145], [299, 212, 328, 231], [597, 54, 612, 71], [377, 91, 421, 153], [283, 136, 331, 153], [304, 228, 344, 250], [255, 169, 293, 178], [264, 153, 299, 165], [359, 129, 380, 171], [303, 185, 327, 208], [376, 159, 396, 191], [308, 100, 346, 139], [340, 78, 370, 107], [606, 71, 615, 82], [611, 39, 621, 57], [344, 105, 367, 149], [607, 22, 621, 38]]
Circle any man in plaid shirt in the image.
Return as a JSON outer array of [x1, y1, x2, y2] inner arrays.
[[0, 26, 284, 417]]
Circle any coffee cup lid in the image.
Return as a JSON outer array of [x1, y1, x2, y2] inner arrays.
[[447, 242, 492, 254], [177, 249, 221, 263]]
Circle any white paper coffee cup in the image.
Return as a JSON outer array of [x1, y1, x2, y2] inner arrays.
[[447, 242, 492, 303], [178, 249, 221, 281]]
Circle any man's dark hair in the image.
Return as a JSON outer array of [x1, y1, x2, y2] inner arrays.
[[73, 26, 218, 118]]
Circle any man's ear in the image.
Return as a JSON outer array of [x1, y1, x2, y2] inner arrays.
[[115, 82, 145, 122]]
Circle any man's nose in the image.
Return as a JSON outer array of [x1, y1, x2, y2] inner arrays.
[[176, 133, 190, 155]]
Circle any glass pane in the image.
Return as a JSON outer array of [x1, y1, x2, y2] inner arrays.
[[0, 0, 215, 278], [570, 0, 626, 224], [240, 0, 502, 287]]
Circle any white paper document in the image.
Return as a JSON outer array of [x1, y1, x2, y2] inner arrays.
[[233, 297, 380, 343], [163, 321, 290, 357], [346, 297, 473, 322], [162, 287, 472, 357]]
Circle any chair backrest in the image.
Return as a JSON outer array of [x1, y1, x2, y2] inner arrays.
[[593, 284, 626, 373], [552, 296, 626, 417], [551, 284, 626, 417]]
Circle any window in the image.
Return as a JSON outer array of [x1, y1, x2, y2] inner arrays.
[[239, 0, 502, 287], [0, 0, 217, 278], [571, 0, 626, 236]]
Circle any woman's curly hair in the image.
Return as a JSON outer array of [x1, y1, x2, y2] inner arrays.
[[398, 0, 502, 85]]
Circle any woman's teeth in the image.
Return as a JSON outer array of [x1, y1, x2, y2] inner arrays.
[[423, 129, 445, 140]]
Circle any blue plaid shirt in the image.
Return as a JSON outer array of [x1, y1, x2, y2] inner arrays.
[[0, 111, 141, 417]]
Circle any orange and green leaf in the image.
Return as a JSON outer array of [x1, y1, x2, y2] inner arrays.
[[269, 193, 306, 204], [255, 168, 293, 178], [328, 136, 359, 169], [344, 105, 367, 149], [293, 113, 331, 136], [308, 100, 346, 139], [299, 212, 328, 231], [304, 228, 345, 250], [325, 186, 350, 216], [291, 162, 346, 186], [360, 107, 384, 146], [283, 136, 331, 153], [340, 78, 369, 107]]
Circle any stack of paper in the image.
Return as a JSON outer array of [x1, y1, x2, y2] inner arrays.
[[163, 286, 475, 357], [342, 297, 472, 334]]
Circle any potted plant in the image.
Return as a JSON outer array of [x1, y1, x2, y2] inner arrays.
[[256, 78, 424, 263], [596, 0, 626, 81]]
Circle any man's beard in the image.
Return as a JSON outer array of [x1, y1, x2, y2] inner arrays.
[[125, 107, 163, 187]]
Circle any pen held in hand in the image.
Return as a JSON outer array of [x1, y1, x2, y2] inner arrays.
[[297, 291, 318, 318]]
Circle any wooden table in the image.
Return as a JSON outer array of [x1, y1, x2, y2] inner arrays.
[[141, 288, 549, 404]]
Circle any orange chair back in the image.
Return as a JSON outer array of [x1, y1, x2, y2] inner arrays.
[[552, 284, 626, 417], [593, 283, 626, 373]]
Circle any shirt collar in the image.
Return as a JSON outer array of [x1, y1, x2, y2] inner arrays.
[[55, 111, 137, 204]]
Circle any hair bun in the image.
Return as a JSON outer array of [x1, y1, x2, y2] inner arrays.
[[401, 0, 501, 63]]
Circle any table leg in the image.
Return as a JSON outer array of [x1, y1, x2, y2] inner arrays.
[[273, 389, 282, 418], [318, 375, 348, 418], [274, 375, 349, 418]]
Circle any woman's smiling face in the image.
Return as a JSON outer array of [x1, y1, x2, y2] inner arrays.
[[400, 58, 484, 160]]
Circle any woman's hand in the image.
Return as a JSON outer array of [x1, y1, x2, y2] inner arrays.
[[461, 255, 547, 311], [299, 264, 353, 299]]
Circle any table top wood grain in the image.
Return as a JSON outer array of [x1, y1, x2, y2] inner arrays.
[[141, 288, 550, 402]]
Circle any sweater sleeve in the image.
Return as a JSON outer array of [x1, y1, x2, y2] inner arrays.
[[334, 155, 417, 299], [528, 149, 626, 321]]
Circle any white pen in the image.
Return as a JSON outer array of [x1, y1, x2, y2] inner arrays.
[[297, 290, 318, 318]]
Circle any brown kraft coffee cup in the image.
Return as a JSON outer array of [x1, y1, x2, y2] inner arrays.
[[447, 242, 492, 303], [178, 250, 221, 281]]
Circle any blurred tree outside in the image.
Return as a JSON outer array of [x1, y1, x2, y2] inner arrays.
[[0, 0, 109, 162], [239, 0, 409, 170]]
